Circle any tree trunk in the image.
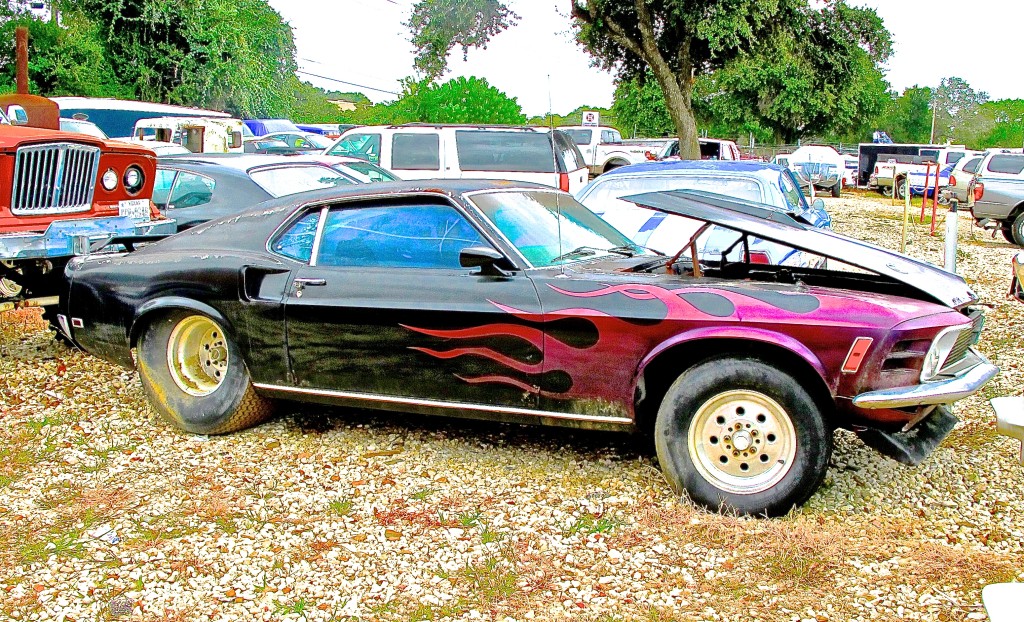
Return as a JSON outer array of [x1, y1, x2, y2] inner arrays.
[[653, 71, 700, 160]]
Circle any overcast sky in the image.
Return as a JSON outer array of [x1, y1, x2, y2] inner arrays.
[[267, 0, 1020, 117]]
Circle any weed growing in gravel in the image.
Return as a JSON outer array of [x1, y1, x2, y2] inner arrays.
[[409, 488, 436, 501], [273, 597, 310, 615], [479, 522, 504, 545], [457, 509, 482, 527], [328, 498, 354, 517], [562, 512, 622, 537], [20, 530, 85, 563], [460, 555, 518, 603]]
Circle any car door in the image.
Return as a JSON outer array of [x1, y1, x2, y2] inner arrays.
[[281, 198, 543, 411]]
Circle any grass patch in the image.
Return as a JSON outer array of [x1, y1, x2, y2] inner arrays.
[[328, 498, 354, 517], [563, 512, 622, 537]]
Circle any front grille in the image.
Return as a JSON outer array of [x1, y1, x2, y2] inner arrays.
[[942, 310, 984, 370], [10, 143, 101, 215]]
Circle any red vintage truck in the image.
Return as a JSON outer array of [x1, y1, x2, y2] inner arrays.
[[0, 94, 175, 331]]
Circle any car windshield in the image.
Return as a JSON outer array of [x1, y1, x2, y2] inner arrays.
[[302, 133, 332, 149], [248, 165, 353, 197], [469, 190, 643, 267], [562, 129, 592, 146], [60, 119, 109, 139], [338, 160, 399, 182]]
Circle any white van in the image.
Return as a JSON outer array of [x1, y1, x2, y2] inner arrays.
[[323, 124, 589, 192], [133, 116, 244, 154]]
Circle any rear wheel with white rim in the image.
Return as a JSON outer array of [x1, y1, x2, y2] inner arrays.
[[655, 357, 832, 516], [137, 311, 273, 434]]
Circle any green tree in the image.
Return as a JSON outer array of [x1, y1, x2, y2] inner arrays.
[[75, 0, 297, 116], [611, 75, 673, 138], [874, 86, 932, 144], [406, 0, 518, 81], [690, 3, 891, 144], [0, 7, 128, 97], [931, 76, 988, 144], [342, 76, 525, 126]]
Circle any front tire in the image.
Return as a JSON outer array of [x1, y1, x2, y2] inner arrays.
[[895, 178, 907, 200], [137, 311, 273, 434], [654, 357, 832, 516]]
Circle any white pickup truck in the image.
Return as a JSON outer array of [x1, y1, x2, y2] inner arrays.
[[559, 126, 669, 176]]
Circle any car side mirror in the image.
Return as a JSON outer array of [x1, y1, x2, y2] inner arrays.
[[6, 105, 28, 126], [460, 246, 509, 276]]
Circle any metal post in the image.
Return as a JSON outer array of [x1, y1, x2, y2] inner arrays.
[[902, 178, 911, 253], [16, 27, 29, 95], [944, 200, 959, 272]]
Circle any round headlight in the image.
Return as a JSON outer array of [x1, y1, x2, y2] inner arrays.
[[123, 166, 144, 194], [101, 168, 118, 191]]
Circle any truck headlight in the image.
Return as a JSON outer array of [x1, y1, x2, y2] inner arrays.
[[920, 326, 965, 382], [123, 166, 144, 194], [101, 168, 118, 191]]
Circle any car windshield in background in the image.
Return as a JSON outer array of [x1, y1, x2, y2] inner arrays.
[[248, 165, 353, 198], [455, 131, 557, 173], [470, 190, 642, 267], [338, 161, 399, 182], [582, 176, 763, 217], [59, 119, 109, 139], [303, 133, 332, 149], [562, 129, 592, 146]]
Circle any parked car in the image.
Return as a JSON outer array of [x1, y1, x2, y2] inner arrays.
[[974, 152, 1024, 185], [58, 181, 997, 516], [243, 118, 302, 137], [842, 154, 859, 187], [787, 145, 845, 197], [59, 117, 108, 139], [243, 137, 297, 155], [574, 160, 830, 268], [324, 124, 589, 192], [153, 155, 356, 230], [905, 164, 954, 198], [662, 137, 742, 161], [262, 131, 334, 152], [947, 154, 985, 203], [559, 125, 665, 176], [971, 176, 1024, 245]]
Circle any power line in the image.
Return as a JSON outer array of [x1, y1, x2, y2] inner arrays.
[[295, 70, 400, 96]]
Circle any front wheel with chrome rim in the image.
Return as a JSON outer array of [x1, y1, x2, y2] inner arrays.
[[655, 357, 831, 516], [137, 310, 273, 435]]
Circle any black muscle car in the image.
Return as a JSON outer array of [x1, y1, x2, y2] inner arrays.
[[58, 181, 998, 516]]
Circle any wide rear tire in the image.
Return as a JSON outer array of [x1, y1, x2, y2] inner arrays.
[[137, 311, 273, 434], [655, 357, 832, 516], [831, 179, 842, 198], [1009, 213, 1024, 247]]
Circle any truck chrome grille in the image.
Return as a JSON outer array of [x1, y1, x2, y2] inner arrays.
[[10, 143, 101, 215]]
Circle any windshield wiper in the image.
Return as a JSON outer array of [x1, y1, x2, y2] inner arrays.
[[551, 246, 599, 263], [607, 245, 640, 257]]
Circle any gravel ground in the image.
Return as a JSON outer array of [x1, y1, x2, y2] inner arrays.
[[0, 192, 1022, 621]]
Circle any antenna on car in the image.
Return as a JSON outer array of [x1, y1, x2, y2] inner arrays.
[[547, 73, 564, 275]]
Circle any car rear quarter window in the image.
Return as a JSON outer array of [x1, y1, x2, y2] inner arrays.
[[316, 204, 486, 269], [455, 131, 557, 173], [554, 132, 585, 172], [945, 152, 965, 165], [563, 129, 591, 146], [167, 172, 215, 210], [272, 211, 322, 262], [327, 133, 381, 165], [986, 155, 1024, 175], [153, 168, 177, 208], [963, 157, 983, 174], [391, 133, 440, 170]]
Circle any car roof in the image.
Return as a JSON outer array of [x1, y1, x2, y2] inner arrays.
[[599, 159, 786, 177], [158, 154, 335, 171]]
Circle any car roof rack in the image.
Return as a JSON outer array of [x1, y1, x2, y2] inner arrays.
[[386, 123, 541, 131]]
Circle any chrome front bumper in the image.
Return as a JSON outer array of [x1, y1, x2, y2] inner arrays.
[[852, 349, 999, 410], [991, 396, 1024, 465]]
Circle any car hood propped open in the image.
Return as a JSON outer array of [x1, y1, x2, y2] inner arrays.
[[624, 190, 978, 309]]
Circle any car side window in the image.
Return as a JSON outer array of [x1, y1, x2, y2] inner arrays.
[[271, 211, 322, 263], [555, 133, 583, 172], [963, 157, 982, 174], [327, 133, 382, 165], [167, 172, 215, 210], [316, 203, 487, 269], [153, 168, 177, 208], [391, 133, 440, 170], [987, 155, 1024, 175]]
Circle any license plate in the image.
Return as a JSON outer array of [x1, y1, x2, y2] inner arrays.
[[118, 199, 150, 220]]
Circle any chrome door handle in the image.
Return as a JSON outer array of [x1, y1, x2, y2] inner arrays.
[[293, 277, 326, 297]]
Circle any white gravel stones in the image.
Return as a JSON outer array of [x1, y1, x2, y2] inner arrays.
[[0, 192, 1021, 620]]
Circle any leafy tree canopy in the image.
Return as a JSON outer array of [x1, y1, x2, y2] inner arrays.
[[406, 0, 518, 81], [341, 76, 525, 126]]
